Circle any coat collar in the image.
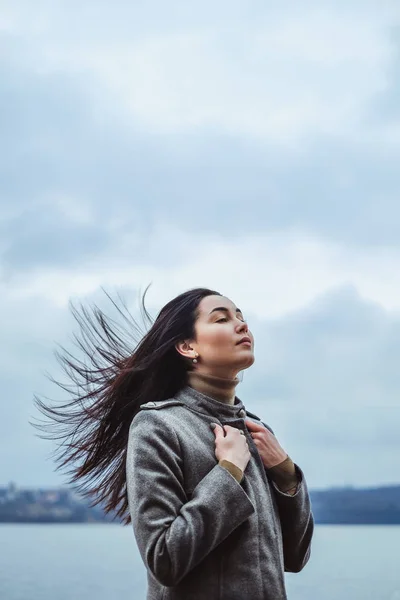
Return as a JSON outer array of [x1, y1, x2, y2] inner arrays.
[[175, 385, 247, 420]]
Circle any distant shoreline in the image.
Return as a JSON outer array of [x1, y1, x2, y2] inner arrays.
[[2, 482, 400, 526], [1, 519, 400, 525]]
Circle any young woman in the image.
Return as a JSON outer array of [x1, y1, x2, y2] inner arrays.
[[34, 287, 314, 600]]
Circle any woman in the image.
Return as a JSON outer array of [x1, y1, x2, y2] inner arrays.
[[34, 286, 314, 600]]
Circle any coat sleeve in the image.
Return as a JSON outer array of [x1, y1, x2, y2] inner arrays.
[[269, 463, 315, 573], [260, 420, 314, 573], [126, 410, 255, 587]]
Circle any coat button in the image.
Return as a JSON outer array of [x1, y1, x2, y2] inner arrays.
[[238, 409, 246, 418]]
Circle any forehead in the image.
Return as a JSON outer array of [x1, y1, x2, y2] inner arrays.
[[197, 295, 238, 316]]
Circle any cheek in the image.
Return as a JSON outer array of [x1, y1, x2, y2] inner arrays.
[[197, 326, 232, 349]]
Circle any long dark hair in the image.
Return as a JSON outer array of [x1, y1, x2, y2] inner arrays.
[[32, 286, 221, 524]]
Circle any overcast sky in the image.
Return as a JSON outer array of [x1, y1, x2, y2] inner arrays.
[[1, 1, 400, 491]]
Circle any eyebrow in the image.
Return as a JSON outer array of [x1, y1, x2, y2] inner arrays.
[[209, 306, 243, 315]]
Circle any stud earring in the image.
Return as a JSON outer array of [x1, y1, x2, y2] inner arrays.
[[192, 352, 199, 364]]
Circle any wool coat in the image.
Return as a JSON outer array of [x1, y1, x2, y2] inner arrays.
[[126, 385, 314, 600]]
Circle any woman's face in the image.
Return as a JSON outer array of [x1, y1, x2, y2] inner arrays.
[[189, 294, 255, 377]]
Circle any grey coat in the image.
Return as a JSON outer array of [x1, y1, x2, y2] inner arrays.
[[126, 385, 314, 600]]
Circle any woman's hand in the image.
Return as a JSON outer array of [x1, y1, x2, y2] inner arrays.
[[212, 424, 251, 473], [245, 418, 287, 469]]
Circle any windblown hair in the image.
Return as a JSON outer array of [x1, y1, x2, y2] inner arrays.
[[32, 286, 221, 524]]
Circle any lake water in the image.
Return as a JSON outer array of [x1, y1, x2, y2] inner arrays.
[[0, 524, 399, 599]]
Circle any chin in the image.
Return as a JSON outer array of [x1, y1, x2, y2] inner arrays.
[[238, 354, 255, 370]]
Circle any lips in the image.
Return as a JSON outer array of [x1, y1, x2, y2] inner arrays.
[[237, 336, 252, 345]]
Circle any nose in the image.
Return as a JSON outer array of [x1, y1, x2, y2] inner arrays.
[[236, 319, 249, 333]]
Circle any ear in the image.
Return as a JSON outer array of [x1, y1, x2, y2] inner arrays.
[[175, 339, 197, 360]]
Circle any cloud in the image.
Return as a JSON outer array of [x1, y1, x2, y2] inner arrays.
[[5, 2, 398, 146], [5, 225, 400, 317], [248, 284, 400, 408], [2, 0, 400, 269]]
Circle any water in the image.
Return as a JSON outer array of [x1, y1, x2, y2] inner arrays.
[[0, 524, 399, 599]]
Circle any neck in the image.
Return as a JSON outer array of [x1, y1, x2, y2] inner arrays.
[[187, 370, 240, 405]]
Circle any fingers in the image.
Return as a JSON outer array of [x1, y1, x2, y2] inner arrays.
[[223, 425, 235, 433], [244, 418, 267, 432], [223, 425, 244, 436], [211, 423, 225, 438], [211, 423, 247, 438]]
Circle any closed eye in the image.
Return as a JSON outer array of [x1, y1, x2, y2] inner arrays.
[[216, 317, 246, 323]]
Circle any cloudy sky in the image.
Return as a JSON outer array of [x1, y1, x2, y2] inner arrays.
[[1, 0, 400, 491]]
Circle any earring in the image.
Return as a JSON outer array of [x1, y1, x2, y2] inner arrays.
[[192, 352, 199, 364]]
